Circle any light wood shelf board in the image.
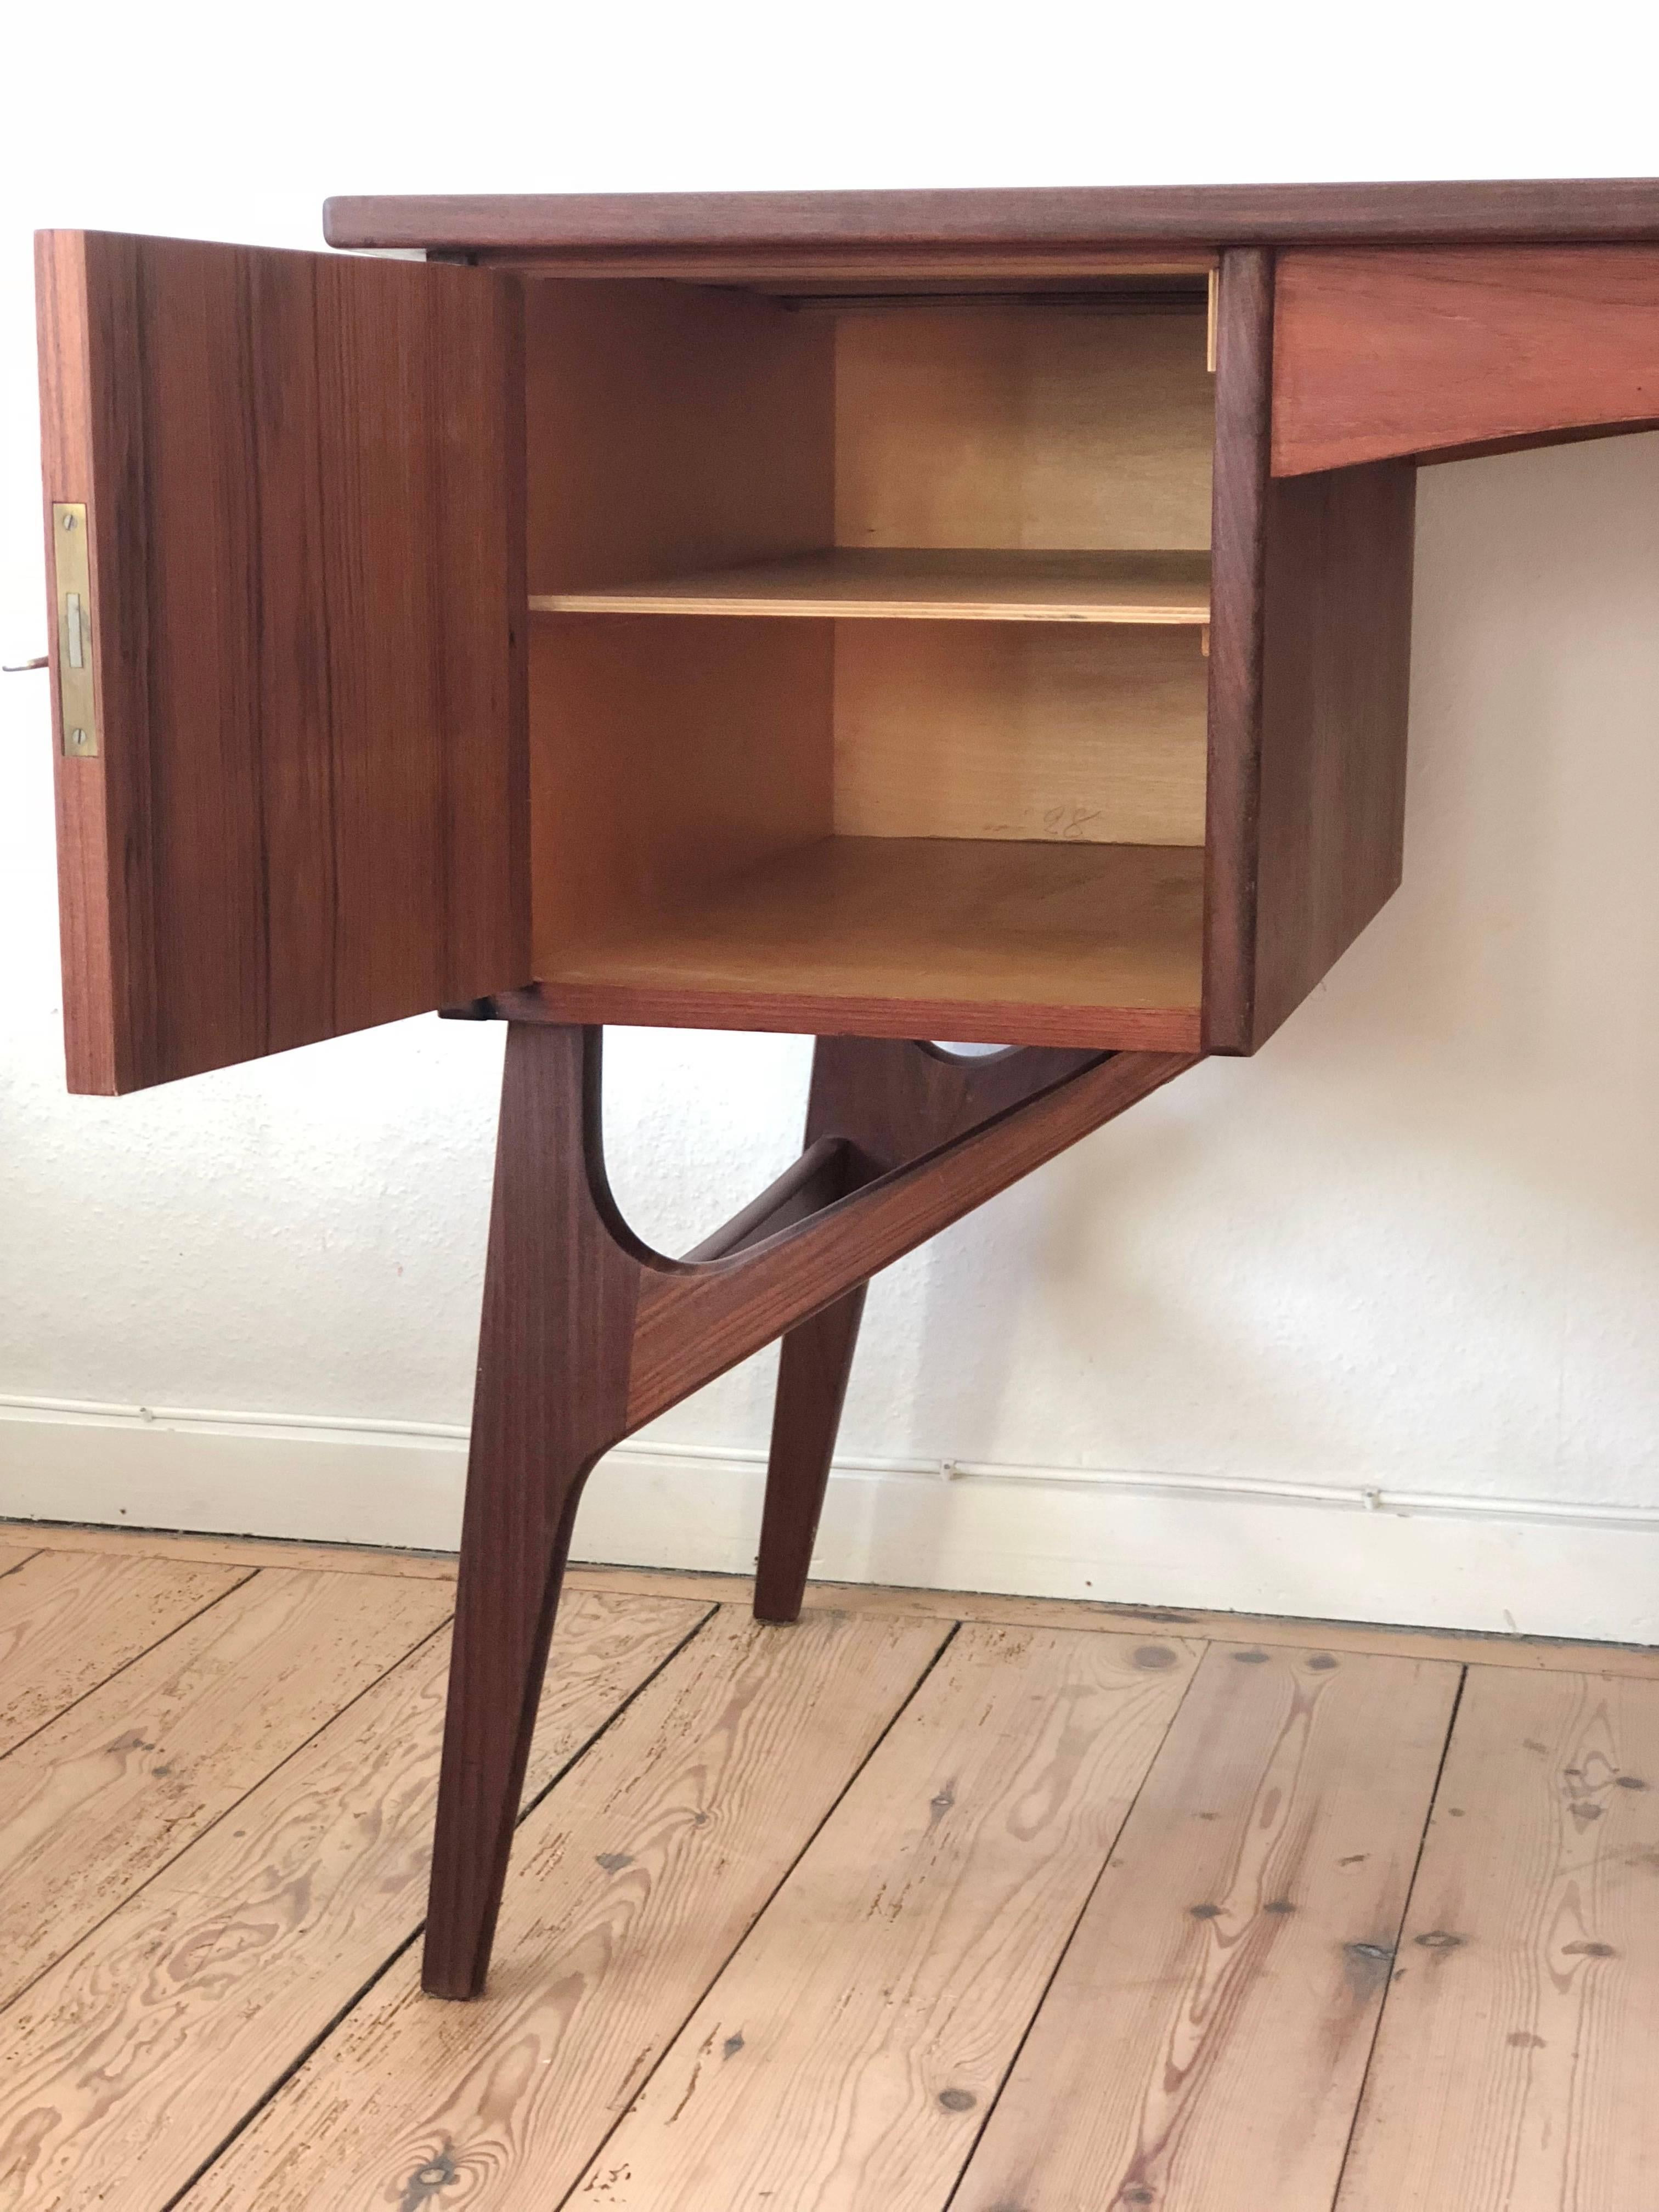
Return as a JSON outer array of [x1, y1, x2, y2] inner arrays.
[[533, 548, 1211, 624], [535, 835, 1204, 1047]]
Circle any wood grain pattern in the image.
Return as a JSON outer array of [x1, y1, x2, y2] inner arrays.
[[535, 546, 1212, 622], [1250, 460, 1417, 1046], [1338, 1666, 1659, 2211], [1201, 246, 1275, 1054], [0, 1567, 452, 2006], [834, 307, 1212, 552], [0, 1587, 706, 2211], [422, 1023, 644, 1999], [536, 837, 1205, 1050], [956, 1641, 1461, 2212], [833, 621, 1208, 847], [1273, 245, 1659, 475], [9, 1518, 1659, 2210], [324, 179, 1659, 255], [35, 230, 528, 1094], [572, 1624, 1201, 2209], [181, 1605, 949, 2212], [0, 1547, 35, 1581], [0, 1549, 244, 1759]]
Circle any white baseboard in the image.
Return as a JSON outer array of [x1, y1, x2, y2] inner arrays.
[[1, 1393, 1656, 1647]]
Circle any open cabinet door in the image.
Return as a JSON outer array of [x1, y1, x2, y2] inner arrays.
[[36, 232, 528, 1093]]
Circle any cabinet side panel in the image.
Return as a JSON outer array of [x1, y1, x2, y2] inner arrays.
[[524, 279, 835, 591], [1201, 247, 1274, 1053], [1251, 461, 1416, 1046], [522, 276, 837, 986], [529, 615, 834, 964], [33, 230, 528, 1093], [1273, 246, 1659, 475]]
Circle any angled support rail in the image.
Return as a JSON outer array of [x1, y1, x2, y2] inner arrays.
[[424, 1008, 1196, 1998]]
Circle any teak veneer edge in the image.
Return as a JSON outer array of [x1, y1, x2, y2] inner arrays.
[[325, 178, 1659, 253]]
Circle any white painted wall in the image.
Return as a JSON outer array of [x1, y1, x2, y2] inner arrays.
[[5, 1, 1659, 1638]]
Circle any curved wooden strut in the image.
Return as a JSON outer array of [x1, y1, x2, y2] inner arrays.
[[422, 1018, 1195, 1999]]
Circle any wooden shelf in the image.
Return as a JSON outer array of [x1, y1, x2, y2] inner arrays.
[[532, 549, 1211, 627], [532, 836, 1204, 1049]]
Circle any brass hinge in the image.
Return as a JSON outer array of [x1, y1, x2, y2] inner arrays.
[[52, 503, 98, 758]]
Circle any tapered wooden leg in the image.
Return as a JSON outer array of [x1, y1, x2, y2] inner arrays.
[[753, 1284, 868, 1623], [748, 1036, 1117, 1626], [422, 1024, 640, 2000], [422, 1011, 1194, 2000]]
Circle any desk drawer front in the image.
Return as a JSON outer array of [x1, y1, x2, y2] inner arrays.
[[1272, 245, 1659, 476]]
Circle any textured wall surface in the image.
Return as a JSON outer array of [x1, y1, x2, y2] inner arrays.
[[3, 13, 1659, 1625]]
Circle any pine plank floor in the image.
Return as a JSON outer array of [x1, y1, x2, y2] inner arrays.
[[1, 1522, 1655, 2211]]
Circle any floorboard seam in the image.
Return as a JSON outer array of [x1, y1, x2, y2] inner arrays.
[[1324, 1659, 1471, 2211], [160, 1595, 723, 2211], [0, 1561, 262, 1770], [541, 1615, 968, 2212], [936, 1632, 1214, 2211], [0, 1516, 461, 1581], [14, 1532, 1659, 1675], [0, 1601, 453, 2024]]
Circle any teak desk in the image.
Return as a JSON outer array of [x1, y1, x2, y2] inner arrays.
[[31, 179, 1659, 1996]]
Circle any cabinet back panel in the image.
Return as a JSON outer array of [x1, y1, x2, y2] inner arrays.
[[834, 306, 1214, 551], [524, 280, 834, 594], [833, 624, 1207, 846], [529, 616, 834, 969]]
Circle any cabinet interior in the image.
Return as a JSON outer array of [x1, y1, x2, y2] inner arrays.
[[523, 272, 1215, 1043]]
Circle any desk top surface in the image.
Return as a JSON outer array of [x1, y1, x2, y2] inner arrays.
[[324, 178, 1659, 255]]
